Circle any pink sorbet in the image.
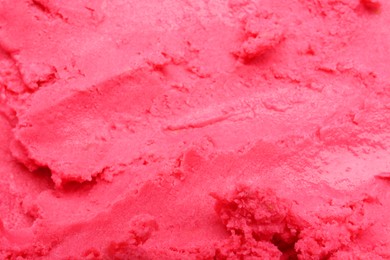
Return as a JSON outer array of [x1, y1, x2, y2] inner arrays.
[[1, 0, 390, 259]]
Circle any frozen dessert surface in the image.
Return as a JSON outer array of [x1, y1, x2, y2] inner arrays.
[[1, 0, 390, 258]]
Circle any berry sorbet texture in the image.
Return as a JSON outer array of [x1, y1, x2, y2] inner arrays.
[[1, 0, 390, 259]]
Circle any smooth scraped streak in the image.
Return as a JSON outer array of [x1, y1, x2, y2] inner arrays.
[[1, 0, 390, 258]]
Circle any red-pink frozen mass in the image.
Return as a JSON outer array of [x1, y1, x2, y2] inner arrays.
[[1, 0, 390, 258]]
